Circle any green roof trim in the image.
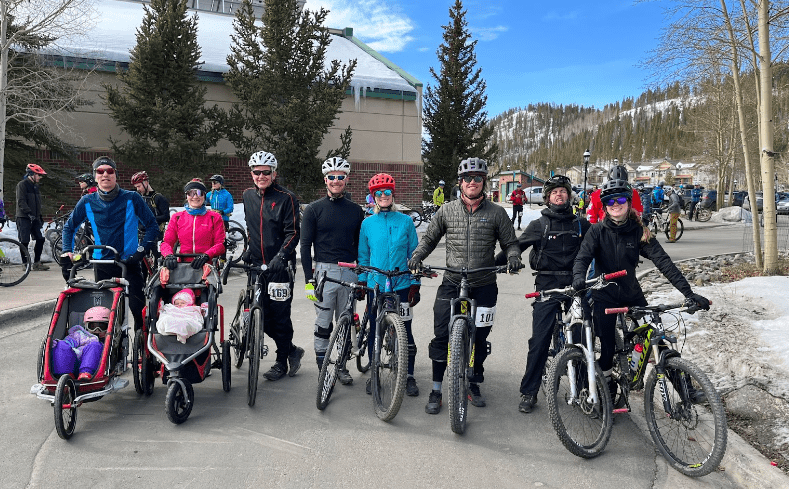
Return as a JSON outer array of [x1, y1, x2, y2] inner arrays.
[[342, 28, 422, 90]]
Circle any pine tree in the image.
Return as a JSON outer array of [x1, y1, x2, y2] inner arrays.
[[103, 0, 222, 195], [224, 0, 355, 196], [422, 0, 496, 195]]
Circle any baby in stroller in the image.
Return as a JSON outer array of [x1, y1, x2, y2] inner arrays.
[[51, 306, 110, 381], [157, 288, 204, 344]]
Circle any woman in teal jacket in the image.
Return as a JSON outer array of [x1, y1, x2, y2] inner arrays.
[[207, 174, 234, 230], [357, 173, 421, 397]]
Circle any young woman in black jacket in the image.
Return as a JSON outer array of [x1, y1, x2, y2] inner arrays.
[[571, 178, 710, 398]]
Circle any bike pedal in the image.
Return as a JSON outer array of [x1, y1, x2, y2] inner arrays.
[[261, 345, 269, 358], [486, 341, 492, 355], [612, 408, 629, 414]]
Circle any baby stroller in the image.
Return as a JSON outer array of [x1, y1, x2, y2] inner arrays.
[[143, 257, 227, 424], [30, 245, 131, 440]]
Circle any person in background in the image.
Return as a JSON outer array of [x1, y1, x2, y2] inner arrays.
[[131, 170, 170, 250], [76, 174, 97, 196], [508, 183, 526, 230], [207, 174, 234, 231], [433, 180, 446, 207], [652, 182, 665, 210], [689, 183, 703, 221], [665, 186, 681, 243], [15, 163, 49, 271], [587, 165, 642, 224]]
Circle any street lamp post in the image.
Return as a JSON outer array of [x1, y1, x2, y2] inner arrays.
[[583, 149, 590, 196]]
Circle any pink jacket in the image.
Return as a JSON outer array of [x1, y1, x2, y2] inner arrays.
[[161, 210, 226, 258]]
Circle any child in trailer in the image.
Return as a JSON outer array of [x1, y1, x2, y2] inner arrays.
[[51, 306, 110, 380]]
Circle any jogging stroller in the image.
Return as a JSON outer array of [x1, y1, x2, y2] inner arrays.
[[143, 259, 227, 424], [30, 245, 131, 440]]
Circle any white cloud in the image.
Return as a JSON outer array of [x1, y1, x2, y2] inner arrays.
[[305, 0, 415, 52], [470, 25, 507, 42]]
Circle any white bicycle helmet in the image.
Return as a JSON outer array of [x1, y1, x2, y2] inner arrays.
[[322, 157, 351, 175], [248, 151, 278, 170], [457, 157, 488, 176]]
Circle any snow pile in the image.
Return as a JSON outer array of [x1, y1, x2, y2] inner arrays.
[[710, 206, 748, 222]]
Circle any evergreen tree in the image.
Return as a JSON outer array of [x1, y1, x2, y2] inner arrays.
[[422, 0, 496, 195], [224, 0, 355, 196], [103, 0, 222, 195]]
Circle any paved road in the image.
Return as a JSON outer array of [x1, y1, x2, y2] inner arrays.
[[0, 221, 784, 488]]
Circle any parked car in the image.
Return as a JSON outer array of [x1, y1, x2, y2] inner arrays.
[[699, 189, 718, 211], [723, 191, 747, 207], [743, 192, 779, 212], [523, 186, 544, 205], [777, 195, 789, 215]]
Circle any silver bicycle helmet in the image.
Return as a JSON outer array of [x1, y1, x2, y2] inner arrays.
[[457, 157, 488, 176], [321, 157, 351, 175], [248, 151, 278, 170]]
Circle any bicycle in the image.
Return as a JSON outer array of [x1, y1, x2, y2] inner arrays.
[[0, 236, 32, 286], [648, 209, 684, 241], [221, 260, 279, 407], [420, 264, 508, 434], [52, 222, 94, 266], [44, 204, 68, 245], [315, 263, 420, 421], [605, 301, 727, 477], [525, 270, 626, 458]]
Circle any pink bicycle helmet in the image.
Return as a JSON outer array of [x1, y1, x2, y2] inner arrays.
[[84, 306, 110, 323]]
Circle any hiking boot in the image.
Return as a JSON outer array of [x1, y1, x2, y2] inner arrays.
[[425, 389, 442, 414], [32, 262, 50, 271], [366, 377, 372, 395], [518, 393, 537, 413], [263, 362, 287, 381], [406, 377, 419, 397], [607, 378, 618, 405], [337, 368, 353, 385], [287, 346, 304, 377], [468, 383, 486, 407]]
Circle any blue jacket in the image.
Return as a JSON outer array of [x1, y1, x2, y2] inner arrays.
[[63, 187, 158, 260], [357, 209, 419, 292], [652, 187, 664, 205], [207, 188, 234, 222], [691, 188, 702, 202]]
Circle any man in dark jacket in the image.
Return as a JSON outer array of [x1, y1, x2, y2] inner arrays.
[[16, 163, 50, 270], [503, 175, 591, 414], [243, 150, 304, 381], [300, 157, 364, 383], [408, 157, 522, 414]]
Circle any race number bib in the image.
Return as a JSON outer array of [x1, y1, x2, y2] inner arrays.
[[517, 211, 523, 218], [268, 282, 291, 302], [476, 306, 496, 327], [399, 302, 412, 320]]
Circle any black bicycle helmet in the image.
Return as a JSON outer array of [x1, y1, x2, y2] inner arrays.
[[209, 174, 225, 186], [600, 179, 633, 201], [76, 173, 96, 186], [609, 164, 629, 182], [543, 175, 572, 196]]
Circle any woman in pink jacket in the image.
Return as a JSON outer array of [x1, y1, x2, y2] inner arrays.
[[161, 180, 225, 269]]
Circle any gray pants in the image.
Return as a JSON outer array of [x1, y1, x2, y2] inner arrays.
[[313, 262, 357, 363]]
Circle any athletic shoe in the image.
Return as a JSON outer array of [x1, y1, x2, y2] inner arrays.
[[338, 368, 353, 385], [518, 393, 537, 413], [366, 378, 372, 395], [425, 390, 442, 414], [607, 378, 618, 405], [468, 383, 486, 407], [287, 346, 304, 377], [263, 362, 287, 381], [406, 377, 419, 397], [32, 262, 50, 271], [77, 372, 92, 381]]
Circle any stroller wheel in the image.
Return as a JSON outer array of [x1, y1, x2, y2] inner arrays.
[[222, 341, 232, 392], [165, 380, 194, 425], [54, 375, 78, 439]]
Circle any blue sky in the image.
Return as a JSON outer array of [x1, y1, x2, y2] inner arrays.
[[305, 0, 670, 117]]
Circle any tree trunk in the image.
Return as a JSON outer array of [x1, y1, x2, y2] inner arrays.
[[0, 0, 8, 200]]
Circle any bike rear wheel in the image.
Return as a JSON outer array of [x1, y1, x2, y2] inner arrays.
[[247, 308, 262, 407], [371, 313, 408, 421], [663, 218, 684, 241], [317, 316, 351, 410], [406, 208, 423, 228], [225, 227, 248, 264], [0, 237, 31, 286], [644, 356, 727, 477], [447, 317, 471, 434], [230, 291, 248, 369], [546, 347, 613, 458], [696, 207, 712, 222], [541, 318, 565, 397]]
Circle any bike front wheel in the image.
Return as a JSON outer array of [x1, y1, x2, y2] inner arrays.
[[247, 308, 263, 407], [447, 317, 471, 434], [663, 218, 684, 241], [696, 207, 712, 222], [371, 312, 407, 421], [644, 356, 727, 477], [225, 227, 248, 264], [546, 347, 613, 458], [317, 315, 351, 410], [0, 237, 31, 286]]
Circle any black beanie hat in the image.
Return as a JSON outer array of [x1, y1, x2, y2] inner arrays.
[[92, 156, 117, 170], [183, 179, 207, 194]]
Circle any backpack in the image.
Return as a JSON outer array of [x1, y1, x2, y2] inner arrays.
[[531, 215, 583, 271], [676, 192, 685, 209]]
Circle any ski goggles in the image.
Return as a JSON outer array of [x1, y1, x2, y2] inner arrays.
[[186, 189, 204, 197]]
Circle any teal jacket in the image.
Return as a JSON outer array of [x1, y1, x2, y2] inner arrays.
[[358, 209, 419, 292], [207, 188, 234, 222]]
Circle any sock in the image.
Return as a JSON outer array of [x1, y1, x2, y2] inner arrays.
[[432, 381, 442, 392]]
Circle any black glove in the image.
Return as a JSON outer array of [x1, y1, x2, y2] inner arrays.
[[240, 250, 252, 263], [191, 253, 210, 269], [572, 277, 586, 291], [686, 292, 711, 310], [408, 284, 421, 307], [407, 256, 422, 272], [355, 282, 367, 301], [126, 250, 145, 264], [163, 254, 178, 270], [267, 254, 285, 273], [507, 256, 523, 274]]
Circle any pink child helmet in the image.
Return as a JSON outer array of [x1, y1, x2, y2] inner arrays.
[[84, 306, 110, 323]]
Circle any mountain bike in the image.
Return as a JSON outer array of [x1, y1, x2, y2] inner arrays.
[[421, 264, 508, 434], [52, 222, 94, 266], [0, 236, 32, 286], [525, 270, 626, 458], [221, 261, 277, 407], [315, 263, 421, 421], [44, 204, 68, 245], [605, 301, 726, 477], [648, 210, 684, 241]]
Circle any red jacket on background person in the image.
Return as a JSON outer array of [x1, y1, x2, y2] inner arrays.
[[509, 188, 526, 206], [587, 187, 643, 223], [161, 210, 226, 259]]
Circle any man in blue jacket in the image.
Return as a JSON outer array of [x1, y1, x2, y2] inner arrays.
[[689, 184, 703, 221], [62, 156, 158, 333]]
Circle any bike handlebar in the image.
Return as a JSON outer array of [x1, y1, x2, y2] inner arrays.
[[340, 261, 435, 278], [421, 264, 509, 276], [221, 260, 268, 285], [524, 269, 627, 300], [604, 299, 712, 316]]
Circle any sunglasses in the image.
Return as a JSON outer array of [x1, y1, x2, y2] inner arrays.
[[374, 189, 393, 197], [326, 174, 347, 181], [604, 196, 629, 206], [462, 175, 484, 183], [252, 169, 274, 176], [95, 168, 115, 175], [186, 189, 204, 197]]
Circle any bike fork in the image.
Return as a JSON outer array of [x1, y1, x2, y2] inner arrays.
[[583, 320, 599, 406]]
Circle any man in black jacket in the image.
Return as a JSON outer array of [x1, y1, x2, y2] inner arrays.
[[15, 163, 49, 270], [243, 150, 304, 381], [499, 175, 591, 414]]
